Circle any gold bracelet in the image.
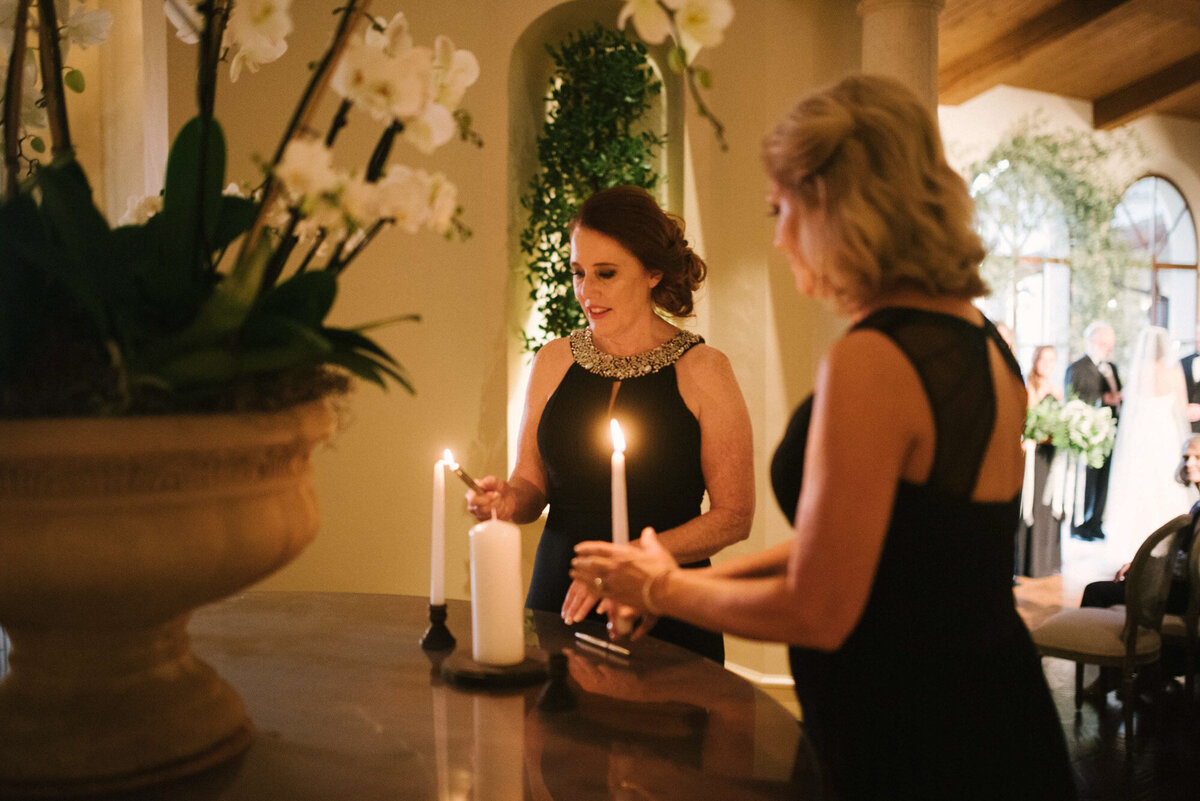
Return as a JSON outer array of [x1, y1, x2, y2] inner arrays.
[[641, 568, 673, 616]]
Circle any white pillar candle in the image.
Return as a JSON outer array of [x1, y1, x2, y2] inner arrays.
[[431, 455, 447, 605], [610, 419, 628, 546], [469, 513, 525, 665]]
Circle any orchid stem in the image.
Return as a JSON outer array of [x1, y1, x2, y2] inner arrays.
[[2, 0, 31, 200]]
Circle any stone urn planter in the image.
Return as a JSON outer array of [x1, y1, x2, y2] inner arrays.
[[0, 399, 335, 797]]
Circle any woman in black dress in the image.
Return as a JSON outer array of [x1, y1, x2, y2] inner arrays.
[[1018, 344, 1065, 577], [573, 75, 1076, 799], [466, 186, 754, 662]]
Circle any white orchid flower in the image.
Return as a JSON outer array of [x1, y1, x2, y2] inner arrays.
[[617, 0, 672, 45], [340, 176, 384, 229], [225, 0, 292, 82], [293, 199, 347, 247], [432, 35, 479, 111], [64, 6, 113, 49], [164, 0, 203, 44], [118, 193, 163, 226], [365, 12, 412, 57], [332, 42, 399, 123], [227, 0, 292, 44], [389, 45, 435, 121], [275, 138, 341, 202], [402, 101, 455, 155], [377, 165, 433, 234], [228, 33, 287, 81], [427, 173, 458, 234], [670, 0, 734, 50]]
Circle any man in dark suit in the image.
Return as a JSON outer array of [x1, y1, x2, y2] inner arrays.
[[1065, 321, 1121, 541], [1181, 323, 1200, 433]]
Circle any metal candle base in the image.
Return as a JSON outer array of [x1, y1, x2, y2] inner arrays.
[[420, 603, 456, 651]]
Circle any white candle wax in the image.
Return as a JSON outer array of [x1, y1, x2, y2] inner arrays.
[[431, 457, 446, 605], [610, 419, 629, 546], [469, 514, 525, 665]]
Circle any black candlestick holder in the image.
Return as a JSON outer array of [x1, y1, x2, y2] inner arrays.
[[420, 603, 457, 651]]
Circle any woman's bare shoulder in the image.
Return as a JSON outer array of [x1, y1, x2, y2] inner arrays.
[[527, 337, 575, 396]]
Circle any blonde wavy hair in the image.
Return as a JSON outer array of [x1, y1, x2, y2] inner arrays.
[[762, 74, 987, 310]]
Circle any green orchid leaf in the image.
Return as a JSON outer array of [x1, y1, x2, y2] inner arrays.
[[259, 270, 337, 328], [213, 195, 258, 252], [33, 158, 143, 345], [36, 158, 113, 268], [236, 328, 332, 375], [159, 116, 228, 304], [142, 234, 273, 367], [64, 69, 85, 93], [323, 349, 390, 390], [0, 196, 50, 377], [241, 310, 332, 352], [322, 325, 404, 365], [150, 347, 237, 389], [321, 329, 414, 393]]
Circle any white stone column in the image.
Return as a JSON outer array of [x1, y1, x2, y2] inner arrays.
[[857, 0, 945, 109], [98, 0, 169, 219]]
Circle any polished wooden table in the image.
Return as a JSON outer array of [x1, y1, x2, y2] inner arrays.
[[115, 592, 819, 800]]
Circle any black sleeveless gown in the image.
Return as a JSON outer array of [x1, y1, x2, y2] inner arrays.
[[771, 308, 1076, 801], [531, 328, 724, 662]]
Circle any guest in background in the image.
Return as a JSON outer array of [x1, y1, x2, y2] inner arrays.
[[1103, 326, 1194, 563], [1017, 345, 1065, 578], [1065, 321, 1121, 541], [1181, 322, 1200, 433], [466, 185, 754, 663], [1079, 434, 1200, 696], [573, 75, 1075, 800]]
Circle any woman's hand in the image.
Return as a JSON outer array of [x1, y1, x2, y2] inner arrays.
[[572, 528, 680, 616], [466, 475, 513, 521], [561, 577, 601, 624]]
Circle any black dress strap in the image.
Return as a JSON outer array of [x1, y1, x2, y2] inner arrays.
[[852, 307, 1006, 498]]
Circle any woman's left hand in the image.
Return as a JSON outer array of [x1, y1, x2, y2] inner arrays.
[[572, 527, 679, 614], [561, 577, 600, 624]]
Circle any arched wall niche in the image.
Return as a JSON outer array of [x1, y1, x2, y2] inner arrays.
[[504, 0, 685, 469]]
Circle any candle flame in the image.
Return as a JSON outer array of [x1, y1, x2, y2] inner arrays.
[[442, 448, 458, 469], [610, 419, 626, 454]]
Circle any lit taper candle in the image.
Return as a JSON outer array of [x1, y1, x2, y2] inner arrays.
[[431, 452, 448, 605], [610, 419, 628, 546]]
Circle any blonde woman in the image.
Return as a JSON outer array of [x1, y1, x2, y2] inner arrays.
[[574, 76, 1075, 800]]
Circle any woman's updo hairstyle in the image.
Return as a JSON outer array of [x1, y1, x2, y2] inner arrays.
[[762, 74, 987, 309], [569, 185, 707, 317]]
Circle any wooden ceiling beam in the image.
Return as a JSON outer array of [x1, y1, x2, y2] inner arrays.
[[1093, 51, 1200, 129], [939, 0, 1134, 105]]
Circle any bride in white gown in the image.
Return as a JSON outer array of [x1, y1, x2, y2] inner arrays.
[[1103, 326, 1197, 564]]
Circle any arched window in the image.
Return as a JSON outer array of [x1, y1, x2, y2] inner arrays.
[[970, 160, 1072, 381], [1112, 176, 1198, 348]]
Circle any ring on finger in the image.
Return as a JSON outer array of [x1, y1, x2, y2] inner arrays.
[[593, 576, 606, 594]]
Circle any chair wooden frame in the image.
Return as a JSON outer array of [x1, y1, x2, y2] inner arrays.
[[1031, 514, 1192, 748], [1160, 529, 1200, 702]]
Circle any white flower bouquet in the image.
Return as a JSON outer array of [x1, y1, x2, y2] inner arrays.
[[1028, 397, 1117, 469]]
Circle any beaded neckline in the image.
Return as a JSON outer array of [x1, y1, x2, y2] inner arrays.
[[569, 328, 702, 379]]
